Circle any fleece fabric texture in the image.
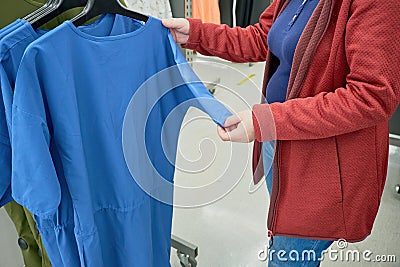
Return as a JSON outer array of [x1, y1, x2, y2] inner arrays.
[[182, 0, 400, 242]]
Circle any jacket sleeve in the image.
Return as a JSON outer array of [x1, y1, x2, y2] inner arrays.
[[182, 1, 276, 63], [12, 47, 61, 217], [253, 0, 400, 142]]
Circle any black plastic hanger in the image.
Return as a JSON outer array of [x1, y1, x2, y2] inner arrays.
[[24, 0, 55, 22], [71, 0, 149, 27], [30, 0, 88, 29]]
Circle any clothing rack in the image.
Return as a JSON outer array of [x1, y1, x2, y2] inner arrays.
[[184, 0, 194, 63], [389, 106, 400, 194]]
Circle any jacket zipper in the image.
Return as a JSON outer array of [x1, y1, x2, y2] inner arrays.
[[266, 0, 335, 237], [267, 141, 281, 234]]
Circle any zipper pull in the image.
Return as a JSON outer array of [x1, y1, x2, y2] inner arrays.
[[267, 229, 274, 248]]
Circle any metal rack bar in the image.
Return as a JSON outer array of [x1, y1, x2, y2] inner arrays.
[[172, 235, 198, 258], [184, 0, 194, 63], [390, 134, 400, 147]]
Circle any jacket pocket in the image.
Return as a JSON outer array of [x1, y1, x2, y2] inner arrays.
[[274, 138, 346, 238], [334, 136, 344, 203]]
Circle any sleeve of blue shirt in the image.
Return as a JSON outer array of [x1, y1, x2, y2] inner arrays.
[[166, 32, 232, 127], [12, 47, 61, 217]]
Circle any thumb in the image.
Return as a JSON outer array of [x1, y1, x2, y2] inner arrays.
[[217, 126, 231, 141], [162, 19, 174, 28], [224, 114, 242, 128], [162, 18, 181, 29]]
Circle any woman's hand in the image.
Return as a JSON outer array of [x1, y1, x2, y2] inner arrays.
[[162, 18, 190, 44], [217, 110, 255, 143]]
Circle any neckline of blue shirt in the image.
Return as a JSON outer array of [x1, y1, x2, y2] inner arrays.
[[64, 15, 155, 42]]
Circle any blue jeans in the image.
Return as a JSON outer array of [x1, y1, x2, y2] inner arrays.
[[262, 142, 333, 266]]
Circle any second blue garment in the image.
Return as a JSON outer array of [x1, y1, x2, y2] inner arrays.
[[0, 19, 23, 207]]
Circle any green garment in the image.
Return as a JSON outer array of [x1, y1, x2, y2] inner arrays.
[[0, 0, 127, 29], [0, 0, 44, 28], [0, 0, 85, 29], [4, 203, 51, 267]]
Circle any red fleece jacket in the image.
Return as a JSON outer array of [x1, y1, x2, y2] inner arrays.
[[183, 0, 400, 241]]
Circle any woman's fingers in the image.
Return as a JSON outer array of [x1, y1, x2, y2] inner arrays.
[[218, 110, 255, 143], [217, 126, 231, 141], [224, 114, 242, 128], [162, 18, 190, 44]]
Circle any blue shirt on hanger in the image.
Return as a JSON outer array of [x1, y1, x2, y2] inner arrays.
[[0, 14, 145, 266], [12, 15, 231, 267]]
